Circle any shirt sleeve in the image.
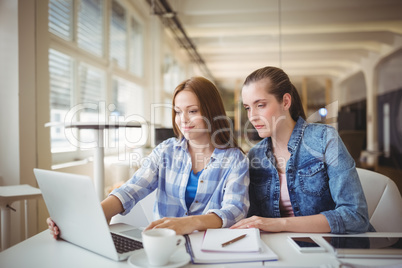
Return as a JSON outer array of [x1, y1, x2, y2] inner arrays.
[[110, 143, 163, 215], [207, 151, 250, 227], [320, 126, 370, 234]]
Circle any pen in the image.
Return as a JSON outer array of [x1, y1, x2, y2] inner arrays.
[[221, 234, 247, 247]]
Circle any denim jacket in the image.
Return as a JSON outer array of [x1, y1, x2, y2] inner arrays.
[[247, 117, 372, 234]]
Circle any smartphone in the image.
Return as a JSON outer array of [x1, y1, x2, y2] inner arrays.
[[288, 236, 326, 253]]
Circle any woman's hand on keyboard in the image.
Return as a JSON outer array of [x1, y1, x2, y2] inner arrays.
[[47, 217, 60, 239]]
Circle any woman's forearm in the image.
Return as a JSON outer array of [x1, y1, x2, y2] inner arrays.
[[231, 214, 331, 233], [191, 213, 223, 231], [101, 195, 124, 223], [144, 213, 223, 235], [282, 214, 331, 233]]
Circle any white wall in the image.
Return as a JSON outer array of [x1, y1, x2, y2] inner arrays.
[[0, 0, 22, 247], [0, 0, 20, 184]]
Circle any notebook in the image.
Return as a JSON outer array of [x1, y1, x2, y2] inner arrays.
[[185, 230, 278, 264], [201, 228, 260, 252], [323, 236, 402, 258], [33, 168, 144, 261]]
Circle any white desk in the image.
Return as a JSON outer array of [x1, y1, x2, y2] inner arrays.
[[0, 184, 42, 251], [49, 122, 143, 201], [1, 224, 401, 268], [260, 232, 402, 267]]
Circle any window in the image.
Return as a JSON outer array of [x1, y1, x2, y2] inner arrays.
[[79, 64, 104, 109], [130, 17, 143, 76], [78, 65, 105, 146], [49, 49, 74, 152], [77, 0, 104, 56], [163, 54, 184, 94], [110, 78, 146, 149], [49, 0, 73, 41], [110, 0, 127, 68], [49, 49, 106, 153], [161, 55, 185, 128], [48, 0, 145, 164]]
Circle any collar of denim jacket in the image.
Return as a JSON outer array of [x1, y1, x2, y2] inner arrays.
[[287, 116, 308, 153]]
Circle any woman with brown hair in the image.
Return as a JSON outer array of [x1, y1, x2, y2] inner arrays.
[[48, 76, 249, 236], [231, 66, 371, 234]]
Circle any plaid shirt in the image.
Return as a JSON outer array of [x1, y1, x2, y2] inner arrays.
[[111, 137, 250, 227]]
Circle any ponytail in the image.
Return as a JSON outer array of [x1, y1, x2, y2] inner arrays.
[[289, 84, 306, 121]]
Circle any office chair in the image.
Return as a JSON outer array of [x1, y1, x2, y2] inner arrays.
[[357, 168, 402, 232]]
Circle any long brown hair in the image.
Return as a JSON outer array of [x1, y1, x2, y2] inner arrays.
[[243, 66, 306, 121], [172, 77, 242, 151]]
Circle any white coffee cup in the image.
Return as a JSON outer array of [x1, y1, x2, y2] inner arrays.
[[142, 228, 185, 266]]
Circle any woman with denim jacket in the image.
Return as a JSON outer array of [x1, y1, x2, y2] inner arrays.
[[231, 66, 372, 234]]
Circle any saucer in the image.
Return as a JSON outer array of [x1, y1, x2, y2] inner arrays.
[[128, 248, 191, 268]]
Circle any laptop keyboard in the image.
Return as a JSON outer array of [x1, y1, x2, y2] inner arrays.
[[111, 232, 143, 254]]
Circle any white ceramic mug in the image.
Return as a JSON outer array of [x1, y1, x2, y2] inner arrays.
[[142, 228, 185, 266]]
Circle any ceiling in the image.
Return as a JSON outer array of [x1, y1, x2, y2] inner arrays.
[[154, 0, 402, 94]]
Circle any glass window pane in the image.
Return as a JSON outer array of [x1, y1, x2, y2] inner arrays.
[[78, 0, 104, 56], [110, 78, 145, 148], [49, 0, 73, 41], [129, 17, 143, 76], [163, 55, 183, 94], [78, 64, 105, 146], [49, 49, 73, 110], [110, 0, 127, 68], [49, 49, 75, 152], [79, 64, 104, 105]]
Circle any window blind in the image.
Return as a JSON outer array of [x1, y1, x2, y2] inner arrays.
[[79, 64, 104, 106], [49, 49, 75, 152], [49, 0, 73, 41], [130, 17, 143, 76], [112, 78, 127, 116], [49, 49, 72, 109], [78, 0, 104, 56], [110, 0, 127, 68]]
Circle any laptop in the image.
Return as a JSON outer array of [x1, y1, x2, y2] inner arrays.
[[33, 168, 144, 261]]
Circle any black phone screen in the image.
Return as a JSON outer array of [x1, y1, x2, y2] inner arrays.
[[292, 237, 321, 248]]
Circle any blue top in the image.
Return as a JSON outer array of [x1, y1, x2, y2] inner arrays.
[[185, 170, 203, 209], [111, 137, 250, 227], [247, 117, 372, 234]]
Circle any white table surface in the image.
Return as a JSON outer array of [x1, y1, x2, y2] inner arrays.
[[0, 184, 41, 203], [260, 232, 402, 267], [0, 184, 42, 251], [0, 224, 401, 268]]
